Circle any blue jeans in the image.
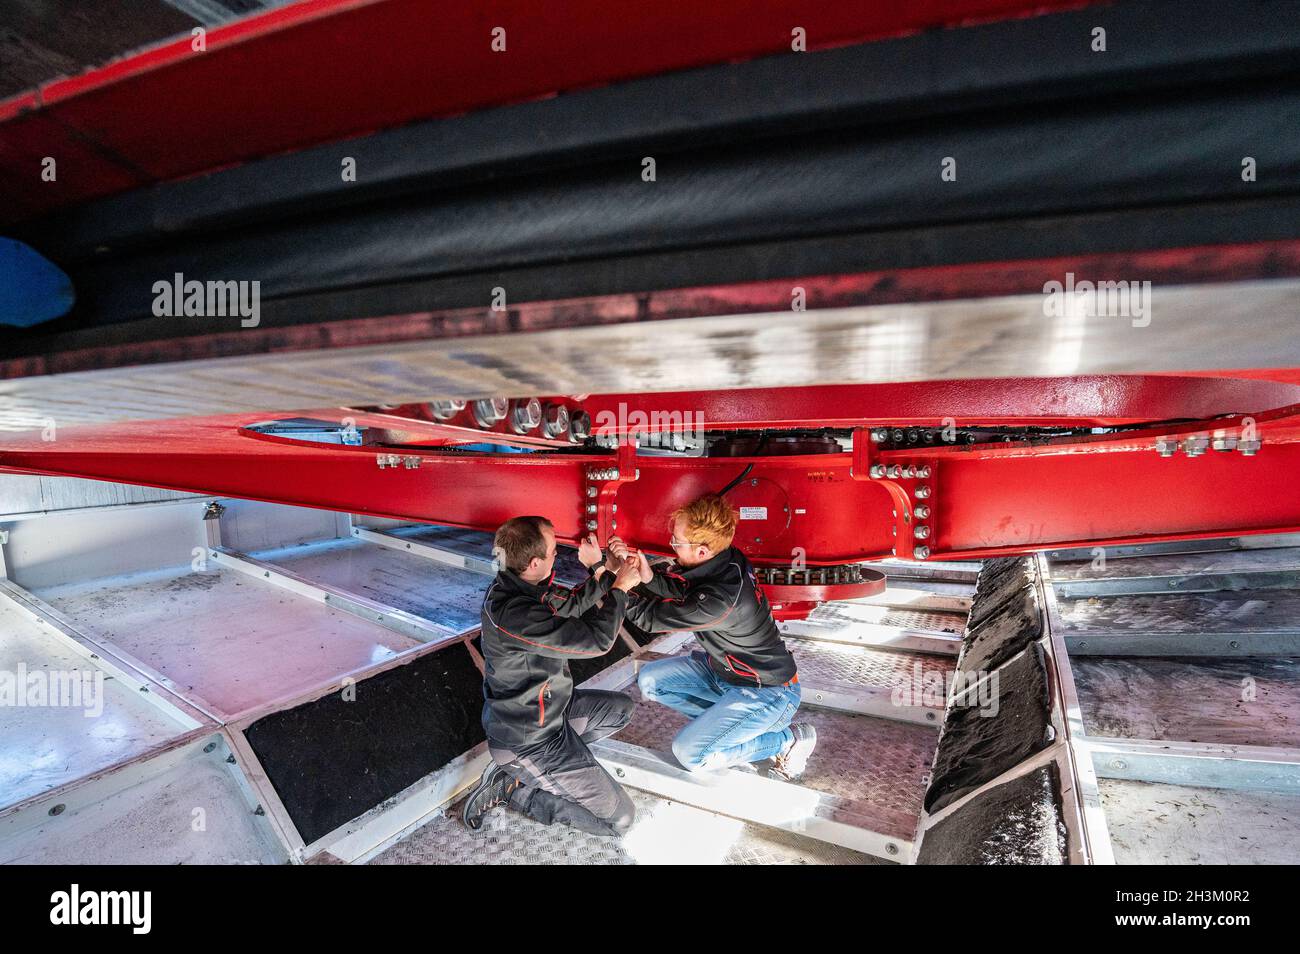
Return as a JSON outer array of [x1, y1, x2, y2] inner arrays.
[[637, 652, 800, 772]]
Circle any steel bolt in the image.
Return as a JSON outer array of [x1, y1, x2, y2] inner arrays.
[[569, 410, 592, 442], [869, 464, 885, 479], [914, 485, 932, 499], [916, 465, 931, 479], [887, 465, 902, 479], [1238, 438, 1262, 456], [1183, 434, 1209, 457], [914, 546, 930, 560], [871, 429, 888, 443], [914, 526, 931, 540], [428, 399, 466, 420], [1155, 437, 1179, 457], [914, 504, 931, 519], [903, 465, 916, 479], [1211, 430, 1238, 452], [511, 398, 542, 434], [541, 403, 570, 439]]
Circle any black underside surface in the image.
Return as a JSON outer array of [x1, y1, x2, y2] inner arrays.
[[244, 643, 485, 846], [925, 642, 1053, 815], [959, 586, 1043, 677], [916, 763, 1067, 865]]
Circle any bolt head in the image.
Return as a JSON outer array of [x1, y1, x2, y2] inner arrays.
[[914, 546, 930, 560]]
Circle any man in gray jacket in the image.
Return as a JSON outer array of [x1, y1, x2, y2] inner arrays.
[[462, 516, 642, 835]]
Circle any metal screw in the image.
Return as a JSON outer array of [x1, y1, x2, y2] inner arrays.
[[1155, 437, 1179, 457], [1238, 438, 1261, 456], [914, 505, 931, 519], [887, 465, 902, 479], [914, 485, 932, 499], [1110, 759, 1127, 771], [869, 464, 885, 479], [914, 526, 931, 540], [1183, 435, 1209, 457], [586, 520, 597, 531], [914, 546, 930, 560], [916, 465, 931, 479], [871, 429, 888, 443], [885, 843, 899, 856], [1230, 640, 1241, 649]]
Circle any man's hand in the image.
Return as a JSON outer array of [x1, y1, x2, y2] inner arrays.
[[578, 533, 602, 569], [613, 555, 642, 592], [605, 535, 630, 573], [635, 550, 654, 584]]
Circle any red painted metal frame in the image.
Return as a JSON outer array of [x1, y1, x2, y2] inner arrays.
[[0, 0, 1094, 224], [3, 379, 1299, 573]]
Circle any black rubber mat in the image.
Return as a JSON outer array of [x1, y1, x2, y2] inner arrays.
[[958, 586, 1043, 676], [916, 763, 1067, 865], [968, 557, 1033, 630], [245, 644, 485, 845], [925, 643, 1053, 814]]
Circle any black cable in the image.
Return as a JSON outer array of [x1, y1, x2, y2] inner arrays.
[[716, 432, 768, 496]]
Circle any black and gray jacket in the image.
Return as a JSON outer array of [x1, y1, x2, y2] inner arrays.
[[480, 566, 627, 750], [626, 547, 797, 687]]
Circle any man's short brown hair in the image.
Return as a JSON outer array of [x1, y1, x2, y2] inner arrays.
[[494, 516, 553, 573], [672, 494, 738, 552]]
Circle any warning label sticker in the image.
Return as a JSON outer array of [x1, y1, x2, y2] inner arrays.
[[739, 507, 768, 520]]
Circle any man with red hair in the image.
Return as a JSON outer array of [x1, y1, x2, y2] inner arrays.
[[626, 494, 817, 779]]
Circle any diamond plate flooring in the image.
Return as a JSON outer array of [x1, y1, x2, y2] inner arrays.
[[370, 788, 885, 865]]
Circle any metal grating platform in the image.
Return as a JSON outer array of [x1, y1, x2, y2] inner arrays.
[[803, 601, 966, 634], [249, 536, 485, 634], [32, 565, 421, 722], [614, 686, 935, 836], [1058, 590, 1300, 634], [1099, 778, 1300, 865], [1072, 656, 1300, 747], [1051, 546, 1300, 582], [784, 637, 953, 694], [371, 788, 883, 865]]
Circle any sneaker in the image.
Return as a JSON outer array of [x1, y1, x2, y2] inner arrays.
[[461, 762, 521, 831], [770, 723, 817, 781]]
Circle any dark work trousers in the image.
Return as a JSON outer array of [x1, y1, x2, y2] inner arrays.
[[488, 689, 637, 837]]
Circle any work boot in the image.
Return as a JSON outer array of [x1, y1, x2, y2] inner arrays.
[[461, 762, 521, 831], [769, 723, 817, 781]]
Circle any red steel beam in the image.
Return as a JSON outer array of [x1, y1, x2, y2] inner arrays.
[[3, 381, 1299, 569]]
